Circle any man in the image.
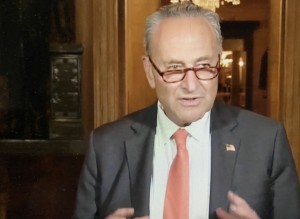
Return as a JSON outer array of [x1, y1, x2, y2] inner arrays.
[[73, 2, 300, 219]]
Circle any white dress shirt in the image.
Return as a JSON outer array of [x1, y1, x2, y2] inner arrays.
[[149, 102, 211, 219]]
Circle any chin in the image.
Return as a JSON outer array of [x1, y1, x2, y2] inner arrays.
[[179, 114, 204, 126], [191, 115, 204, 123]]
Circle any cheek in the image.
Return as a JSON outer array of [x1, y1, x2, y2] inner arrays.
[[204, 80, 218, 97], [156, 82, 177, 102]]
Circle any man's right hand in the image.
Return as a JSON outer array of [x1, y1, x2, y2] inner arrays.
[[216, 191, 260, 219], [105, 208, 149, 219]]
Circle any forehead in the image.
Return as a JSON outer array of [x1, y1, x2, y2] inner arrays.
[[151, 17, 219, 59]]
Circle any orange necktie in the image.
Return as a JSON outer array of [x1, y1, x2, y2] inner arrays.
[[163, 128, 189, 219]]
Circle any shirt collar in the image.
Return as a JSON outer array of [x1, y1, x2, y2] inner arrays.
[[157, 102, 178, 144], [185, 111, 211, 141], [156, 101, 211, 142]]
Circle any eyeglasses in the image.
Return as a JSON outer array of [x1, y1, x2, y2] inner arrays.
[[148, 55, 221, 83]]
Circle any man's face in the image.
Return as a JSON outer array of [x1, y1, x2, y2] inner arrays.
[[143, 17, 220, 126]]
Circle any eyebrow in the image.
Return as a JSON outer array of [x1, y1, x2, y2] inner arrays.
[[163, 56, 214, 66]]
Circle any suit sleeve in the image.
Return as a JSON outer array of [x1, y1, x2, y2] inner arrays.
[[73, 131, 99, 219], [271, 124, 300, 218]]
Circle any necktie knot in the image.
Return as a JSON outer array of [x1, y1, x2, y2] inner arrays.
[[173, 128, 188, 150]]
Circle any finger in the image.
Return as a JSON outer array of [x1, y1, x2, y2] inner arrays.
[[216, 208, 237, 219], [228, 191, 249, 213], [227, 191, 260, 219], [114, 208, 134, 217], [106, 208, 134, 219], [228, 191, 246, 206]]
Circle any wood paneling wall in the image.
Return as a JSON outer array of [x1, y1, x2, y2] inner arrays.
[[284, 0, 300, 173], [269, 0, 300, 173], [76, 0, 126, 138], [92, 0, 122, 127], [125, 1, 159, 113], [76, 0, 159, 138], [75, 0, 94, 140]]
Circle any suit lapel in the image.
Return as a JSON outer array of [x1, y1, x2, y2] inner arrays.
[[124, 104, 157, 217], [209, 102, 241, 217], [122, 102, 241, 217]]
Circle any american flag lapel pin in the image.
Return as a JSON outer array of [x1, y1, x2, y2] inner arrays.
[[226, 144, 235, 152]]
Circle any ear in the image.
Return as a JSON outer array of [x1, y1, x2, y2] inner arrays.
[[142, 56, 156, 88]]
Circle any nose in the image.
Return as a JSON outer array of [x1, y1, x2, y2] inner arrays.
[[181, 70, 199, 91]]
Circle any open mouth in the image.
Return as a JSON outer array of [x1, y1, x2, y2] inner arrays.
[[180, 97, 201, 106]]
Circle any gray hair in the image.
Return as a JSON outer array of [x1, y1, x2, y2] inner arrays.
[[144, 2, 223, 55]]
